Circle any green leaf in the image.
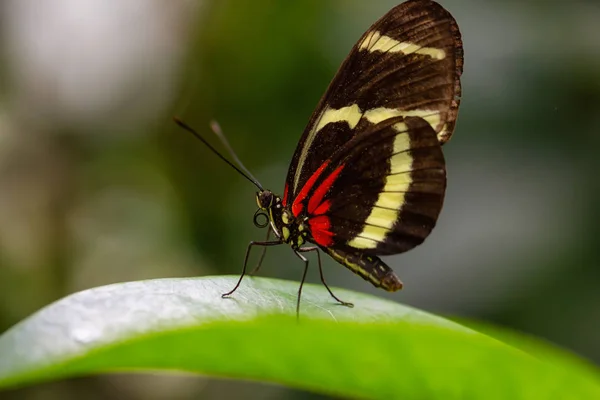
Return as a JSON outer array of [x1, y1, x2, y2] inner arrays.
[[0, 276, 598, 399]]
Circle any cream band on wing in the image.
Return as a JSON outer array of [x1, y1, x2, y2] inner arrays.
[[359, 30, 446, 60], [364, 107, 441, 132], [294, 104, 362, 191], [294, 104, 441, 191], [348, 132, 413, 249]]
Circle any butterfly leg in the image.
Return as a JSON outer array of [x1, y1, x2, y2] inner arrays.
[[222, 239, 282, 298], [293, 250, 311, 318], [250, 226, 272, 275], [297, 246, 354, 308]]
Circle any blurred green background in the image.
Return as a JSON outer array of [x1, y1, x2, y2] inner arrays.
[[0, 0, 598, 398]]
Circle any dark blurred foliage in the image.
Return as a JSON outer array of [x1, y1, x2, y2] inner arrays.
[[0, 0, 599, 399]]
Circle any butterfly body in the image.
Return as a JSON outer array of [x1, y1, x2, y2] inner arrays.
[[256, 188, 404, 291]]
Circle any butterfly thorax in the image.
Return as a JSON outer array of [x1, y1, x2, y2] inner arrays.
[[256, 190, 309, 250]]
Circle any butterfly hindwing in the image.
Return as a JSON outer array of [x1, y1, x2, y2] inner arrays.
[[295, 116, 445, 256]]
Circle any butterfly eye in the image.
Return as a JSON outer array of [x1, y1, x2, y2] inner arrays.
[[253, 209, 269, 228]]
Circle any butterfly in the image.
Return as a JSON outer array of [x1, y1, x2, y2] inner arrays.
[[176, 0, 463, 315]]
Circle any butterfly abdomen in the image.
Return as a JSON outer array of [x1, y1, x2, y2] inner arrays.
[[325, 248, 403, 292]]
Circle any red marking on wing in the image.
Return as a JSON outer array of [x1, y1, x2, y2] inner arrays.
[[309, 215, 334, 247], [292, 161, 329, 217], [312, 199, 331, 216], [282, 183, 289, 206], [307, 164, 345, 215]]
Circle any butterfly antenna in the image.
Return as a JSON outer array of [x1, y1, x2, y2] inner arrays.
[[173, 117, 264, 191], [209, 120, 264, 188]]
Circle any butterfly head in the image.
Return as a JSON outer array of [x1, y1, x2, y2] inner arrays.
[[255, 190, 296, 241], [256, 190, 275, 210]]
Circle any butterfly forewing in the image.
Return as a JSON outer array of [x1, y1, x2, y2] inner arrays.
[[284, 0, 462, 258]]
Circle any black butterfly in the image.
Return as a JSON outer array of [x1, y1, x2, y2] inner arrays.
[[176, 0, 463, 315]]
